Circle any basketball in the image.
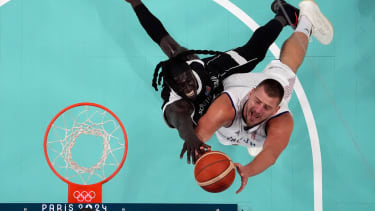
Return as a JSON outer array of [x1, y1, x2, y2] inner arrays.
[[194, 151, 236, 193]]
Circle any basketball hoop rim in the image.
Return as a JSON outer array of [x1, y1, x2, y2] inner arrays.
[[43, 102, 128, 186]]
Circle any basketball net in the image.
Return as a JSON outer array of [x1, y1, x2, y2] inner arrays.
[[44, 103, 128, 203]]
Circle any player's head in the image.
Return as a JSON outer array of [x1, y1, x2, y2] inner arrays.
[[162, 56, 198, 100], [152, 49, 224, 101], [243, 79, 284, 127]]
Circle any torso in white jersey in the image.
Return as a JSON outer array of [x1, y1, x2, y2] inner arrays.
[[215, 60, 296, 156]]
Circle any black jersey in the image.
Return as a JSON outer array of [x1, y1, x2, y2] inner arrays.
[[161, 59, 223, 127], [161, 50, 262, 128]]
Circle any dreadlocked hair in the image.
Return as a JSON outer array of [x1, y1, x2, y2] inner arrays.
[[152, 49, 225, 91]]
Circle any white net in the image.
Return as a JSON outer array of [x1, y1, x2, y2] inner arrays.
[[46, 104, 126, 185]]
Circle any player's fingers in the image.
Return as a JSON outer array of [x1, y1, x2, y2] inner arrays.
[[236, 182, 246, 194], [234, 163, 242, 172], [195, 150, 199, 156], [206, 145, 211, 151], [203, 144, 211, 150], [199, 144, 211, 152], [196, 147, 204, 154], [198, 146, 204, 153], [192, 150, 198, 164], [237, 176, 248, 193], [187, 148, 192, 164], [180, 144, 187, 159]]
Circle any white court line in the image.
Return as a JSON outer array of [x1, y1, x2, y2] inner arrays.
[[213, 0, 323, 211], [0, 0, 11, 7]]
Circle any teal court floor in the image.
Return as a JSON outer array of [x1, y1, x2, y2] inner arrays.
[[0, 0, 374, 210]]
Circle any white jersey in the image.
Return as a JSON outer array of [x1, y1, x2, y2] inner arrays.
[[216, 60, 296, 156]]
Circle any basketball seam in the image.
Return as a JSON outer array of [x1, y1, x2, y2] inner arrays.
[[195, 159, 230, 176], [195, 151, 232, 177], [196, 151, 227, 163], [197, 161, 235, 187]]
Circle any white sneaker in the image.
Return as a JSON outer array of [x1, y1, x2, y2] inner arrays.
[[299, 0, 334, 45]]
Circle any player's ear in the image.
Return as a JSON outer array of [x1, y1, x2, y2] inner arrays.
[[248, 88, 255, 97], [273, 105, 281, 115]]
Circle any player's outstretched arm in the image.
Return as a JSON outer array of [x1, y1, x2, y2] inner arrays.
[[124, 0, 187, 58], [235, 113, 293, 194], [165, 100, 211, 164], [195, 94, 235, 142]]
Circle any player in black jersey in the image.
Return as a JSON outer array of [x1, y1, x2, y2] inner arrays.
[[124, 0, 299, 164]]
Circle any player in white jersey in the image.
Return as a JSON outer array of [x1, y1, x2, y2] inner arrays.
[[124, 0, 300, 164], [217, 61, 295, 157], [194, 0, 333, 193]]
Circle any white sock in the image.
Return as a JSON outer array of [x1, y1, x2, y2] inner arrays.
[[295, 15, 313, 38]]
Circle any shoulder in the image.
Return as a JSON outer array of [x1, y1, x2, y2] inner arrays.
[[212, 93, 235, 111], [195, 93, 236, 141], [261, 112, 294, 152], [200, 93, 235, 127], [266, 112, 294, 136]]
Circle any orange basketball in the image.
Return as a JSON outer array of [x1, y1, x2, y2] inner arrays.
[[194, 151, 236, 193]]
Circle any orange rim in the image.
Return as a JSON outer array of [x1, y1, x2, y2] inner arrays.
[[43, 102, 128, 186]]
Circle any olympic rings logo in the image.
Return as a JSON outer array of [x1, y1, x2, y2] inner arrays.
[[73, 190, 96, 202]]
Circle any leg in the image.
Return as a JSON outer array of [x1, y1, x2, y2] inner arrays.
[[127, 0, 188, 58], [213, 0, 300, 78], [203, 1, 300, 79], [280, 0, 334, 74], [280, 32, 309, 73], [234, 0, 301, 66], [234, 19, 284, 63], [204, 18, 286, 80]]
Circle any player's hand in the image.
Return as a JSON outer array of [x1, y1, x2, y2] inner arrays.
[[180, 137, 211, 164], [234, 163, 249, 194]]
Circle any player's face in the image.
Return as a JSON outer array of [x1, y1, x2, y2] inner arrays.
[[172, 70, 198, 100], [244, 87, 280, 127]]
